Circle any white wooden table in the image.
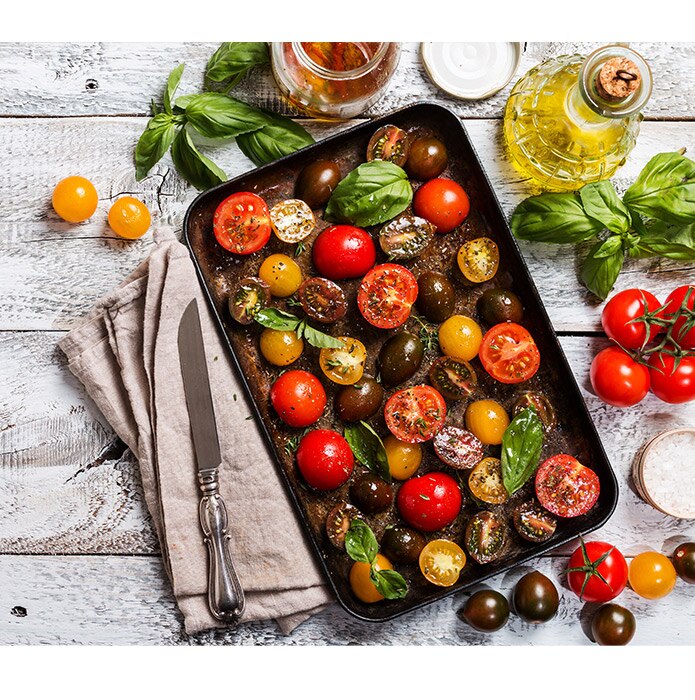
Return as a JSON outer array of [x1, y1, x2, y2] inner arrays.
[[1, 42, 694, 645]]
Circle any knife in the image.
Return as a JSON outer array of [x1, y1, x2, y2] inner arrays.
[[177, 298, 245, 623]]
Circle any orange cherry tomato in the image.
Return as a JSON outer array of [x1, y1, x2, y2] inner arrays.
[[108, 197, 151, 239], [419, 539, 466, 587], [52, 176, 98, 223]]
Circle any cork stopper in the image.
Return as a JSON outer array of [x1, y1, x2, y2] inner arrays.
[[595, 56, 642, 101]]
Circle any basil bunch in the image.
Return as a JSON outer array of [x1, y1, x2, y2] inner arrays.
[[344, 421, 391, 482], [511, 151, 695, 299], [135, 44, 314, 189]]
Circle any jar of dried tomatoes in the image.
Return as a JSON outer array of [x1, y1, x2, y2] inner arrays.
[[271, 42, 401, 119]]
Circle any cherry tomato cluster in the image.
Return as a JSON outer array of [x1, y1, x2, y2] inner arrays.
[[591, 286, 695, 406]]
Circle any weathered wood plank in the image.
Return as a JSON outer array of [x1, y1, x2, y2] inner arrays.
[[2, 331, 694, 556], [0, 117, 693, 332], [1, 43, 694, 120], [1, 553, 693, 645]]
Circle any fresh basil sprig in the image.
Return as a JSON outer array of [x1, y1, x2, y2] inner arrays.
[[345, 519, 408, 600], [183, 93, 269, 140], [135, 112, 181, 181], [511, 151, 695, 299], [170, 128, 227, 191], [205, 42, 270, 90], [325, 161, 413, 227], [254, 307, 344, 349], [344, 421, 391, 482], [500, 407, 544, 496]]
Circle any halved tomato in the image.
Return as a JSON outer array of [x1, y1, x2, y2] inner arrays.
[[367, 125, 411, 166], [479, 322, 540, 384], [428, 356, 477, 400], [357, 263, 418, 329], [535, 454, 600, 518], [298, 277, 347, 323], [213, 192, 271, 255], [319, 337, 366, 385], [457, 237, 500, 284], [384, 385, 446, 443], [433, 426, 483, 470], [269, 198, 315, 243], [419, 539, 466, 587], [468, 458, 508, 505]]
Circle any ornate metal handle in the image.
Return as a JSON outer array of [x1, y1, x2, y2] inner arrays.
[[198, 470, 245, 623]]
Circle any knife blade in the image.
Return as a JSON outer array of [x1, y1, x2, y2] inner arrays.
[[177, 298, 245, 623]]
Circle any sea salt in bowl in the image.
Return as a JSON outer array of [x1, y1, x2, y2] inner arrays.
[[633, 428, 695, 519]]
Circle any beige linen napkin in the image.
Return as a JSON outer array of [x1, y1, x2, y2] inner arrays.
[[58, 226, 333, 635]]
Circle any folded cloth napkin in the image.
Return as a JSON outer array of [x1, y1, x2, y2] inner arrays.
[[58, 226, 333, 635]]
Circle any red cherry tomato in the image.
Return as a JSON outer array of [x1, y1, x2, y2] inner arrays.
[[384, 385, 447, 443], [396, 472, 462, 532], [479, 323, 540, 384], [590, 346, 651, 407], [663, 285, 695, 349], [357, 263, 418, 329], [601, 288, 664, 349], [213, 192, 271, 255], [270, 370, 327, 428], [312, 225, 376, 280], [567, 540, 628, 603], [648, 349, 695, 404], [295, 429, 354, 490], [535, 454, 600, 518], [413, 178, 470, 233]]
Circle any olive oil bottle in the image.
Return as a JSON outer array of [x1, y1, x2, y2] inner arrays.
[[503, 46, 652, 191]]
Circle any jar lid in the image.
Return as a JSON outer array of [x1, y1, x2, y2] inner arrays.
[[421, 42, 523, 100]]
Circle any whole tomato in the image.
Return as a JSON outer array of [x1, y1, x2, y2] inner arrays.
[[295, 429, 354, 490], [647, 349, 695, 404], [663, 285, 695, 349], [396, 472, 461, 532], [567, 540, 628, 603], [601, 288, 663, 349], [590, 346, 650, 407], [312, 225, 376, 280], [270, 370, 326, 428], [413, 178, 470, 233]]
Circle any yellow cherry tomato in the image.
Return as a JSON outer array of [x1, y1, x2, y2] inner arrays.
[[384, 435, 422, 481], [468, 457, 508, 504], [629, 551, 677, 599], [419, 539, 466, 587], [349, 553, 392, 603], [319, 337, 366, 385], [108, 196, 151, 239], [457, 237, 500, 283], [465, 399, 510, 445], [52, 176, 98, 223], [259, 254, 303, 297], [259, 328, 303, 366], [438, 315, 483, 361]]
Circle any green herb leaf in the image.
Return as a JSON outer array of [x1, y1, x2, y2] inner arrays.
[[164, 63, 185, 114], [301, 324, 345, 349], [623, 151, 695, 225], [580, 237, 625, 299], [345, 519, 378, 564], [579, 181, 632, 234], [629, 220, 695, 260], [511, 193, 605, 243], [205, 42, 270, 89], [175, 94, 195, 111], [253, 307, 301, 332], [134, 112, 179, 181], [170, 128, 227, 191], [344, 421, 391, 482], [501, 407, 544, 496], [370, 567, 408, 600], [236, 112, 314, 166], [325, 161, 413, 227], [184, 93, 268, 140]]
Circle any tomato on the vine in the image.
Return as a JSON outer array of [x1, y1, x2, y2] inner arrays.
[[590, 346, 650, 407], [479, 323, 540, 384], [413, 178, 470, 233], [357, 263, 418, 329], [664, 285, 695, 349], [213, 192, 271, 255], [601, 288, 664, 349], [312, 225, 376, 280], [567, 539, 628, 602], [648, 348, 695, 404], [270, 370, 326, 428]]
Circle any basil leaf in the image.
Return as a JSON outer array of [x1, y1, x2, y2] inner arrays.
[[185, 93, 268, 140], [206, 42, 269, 89], [344, 421, 391, 482], [325, 161, 413, 227], [630, 220, 695, 260], [301, 324, 344, 349], [254, 308, 300, 332], [370, 567, 408, 600], [175, 94, 195, 111], [623, 151, 695, 225], [236, 112, 314, 166], [511, 193, 605, 243], [579, 181, 632, 234], [501, 407, 544, 496], [580, 238, 625, 299], [170, 129, 226, 191], [345, 519, 378, 564], [164, 63, 185, 114], [135, 112, 178, 181]]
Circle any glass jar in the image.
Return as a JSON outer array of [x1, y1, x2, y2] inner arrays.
[[271, 42, 401, 119]]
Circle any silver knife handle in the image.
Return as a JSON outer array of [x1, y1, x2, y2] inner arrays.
[[198, 471, 245, 623]]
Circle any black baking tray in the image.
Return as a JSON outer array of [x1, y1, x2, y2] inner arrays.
[[183, 102, 619, 622]]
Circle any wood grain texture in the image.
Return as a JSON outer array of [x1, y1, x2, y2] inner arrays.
[[1, 553, 693, 645], [1, 42, 694, 120], [0, 117, 693, 332]]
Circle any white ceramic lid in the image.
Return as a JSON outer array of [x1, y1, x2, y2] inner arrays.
[[421, 42, 523, 100]]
